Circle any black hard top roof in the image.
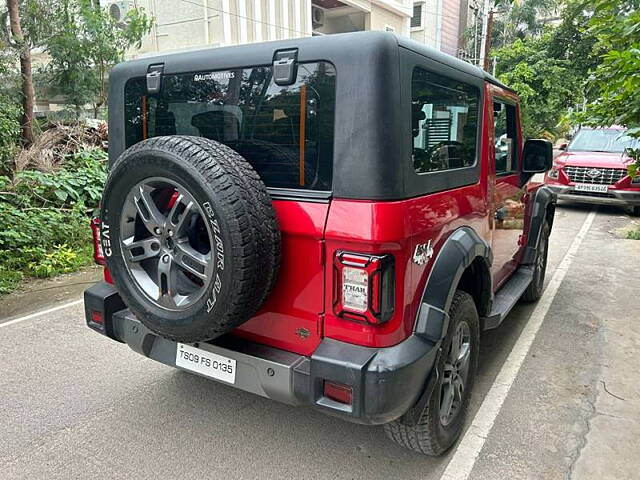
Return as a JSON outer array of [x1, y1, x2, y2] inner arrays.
[[395, 34, 514, 93], [110, 31, 515, 200], [124, 31, 513, 93]]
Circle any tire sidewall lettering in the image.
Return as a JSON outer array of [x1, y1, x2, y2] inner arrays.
[[206, 273, 223, 313], [202, 201, 225, 312], [100, 216, 113, 258]]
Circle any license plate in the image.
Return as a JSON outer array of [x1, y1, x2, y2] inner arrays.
[[574, 183, 609, 193], [175, 343, 236, 384]]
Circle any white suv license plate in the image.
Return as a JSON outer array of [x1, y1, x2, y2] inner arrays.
[[175, 343, 236, 384], [574, 183, 609, 194]]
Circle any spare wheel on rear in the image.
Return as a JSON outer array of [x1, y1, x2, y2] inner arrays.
[[100, 136, 280, 342]]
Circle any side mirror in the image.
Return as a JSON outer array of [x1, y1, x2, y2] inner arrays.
[[558, 143, 568, 151], [522, 139, 553, 173]]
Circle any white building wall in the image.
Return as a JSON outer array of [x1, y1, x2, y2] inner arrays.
[[410, 0, 439, 48], [102, 0, 428, 58]]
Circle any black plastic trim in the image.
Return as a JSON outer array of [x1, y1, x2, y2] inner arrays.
[[521, 186, 556, 265], [84, 282, 439, 426], [414, 227, 492, 343], [310, 336, 439, 424], [266, 187, 331, 203], [84, 282, 125, 341], [391, 227, 492, 425]]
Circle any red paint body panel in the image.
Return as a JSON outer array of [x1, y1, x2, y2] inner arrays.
[[225, 82, 539, 352], [323, 189, 490, 348], [232, 200, 329, 356], [199, 82, 543, 353], [487, 83, 530, 289]]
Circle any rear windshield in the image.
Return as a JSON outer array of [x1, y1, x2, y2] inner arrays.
[[124, 62, 336, 191]]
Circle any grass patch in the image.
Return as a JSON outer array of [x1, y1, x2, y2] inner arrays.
[[0, 268, 23, 295], [626, 227, 640, 240]]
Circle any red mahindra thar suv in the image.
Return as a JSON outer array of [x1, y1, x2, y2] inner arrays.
[[85, 32, 555, 455], [545, 126, 640, 215]]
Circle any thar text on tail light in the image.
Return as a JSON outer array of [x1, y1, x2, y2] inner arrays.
[[333, 251, 395, 325]]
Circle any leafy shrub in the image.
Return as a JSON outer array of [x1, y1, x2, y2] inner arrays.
[[0, 148, 107, 294], [8, 148, 107, 207], [627, 228, 640, 241], [0, 202, 90, 251], [26, 244, 94, 278]]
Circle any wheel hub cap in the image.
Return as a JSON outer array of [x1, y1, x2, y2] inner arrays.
[[440, 321, 472, 426], [120, 177, 215, 311]]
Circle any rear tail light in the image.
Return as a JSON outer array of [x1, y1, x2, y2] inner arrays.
[[86, 308, 106, 334], [90, 310, 104, 325], [333, 251, 394, 325], [90, 217, 105, 265], [323, 381, 353, 405]]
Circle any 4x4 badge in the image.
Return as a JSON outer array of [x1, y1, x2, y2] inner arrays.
[[413, 241, 434, 266]]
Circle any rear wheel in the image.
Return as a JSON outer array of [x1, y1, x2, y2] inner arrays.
[[384, 290, 480, 456]]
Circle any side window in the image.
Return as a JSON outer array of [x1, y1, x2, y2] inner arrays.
[[411, 67, 479, 174], [493, 101, 518, 175]]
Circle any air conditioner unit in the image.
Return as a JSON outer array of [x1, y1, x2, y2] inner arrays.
[[312, 6, 325, 28], [108, 1, 133, 24]]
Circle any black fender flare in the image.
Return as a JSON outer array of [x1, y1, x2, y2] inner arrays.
[[521, 185, 556, 265], [414, 226, 493, 344], [400, 226, 492, 426]]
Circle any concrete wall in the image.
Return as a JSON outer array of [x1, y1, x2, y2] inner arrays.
[[439, 0, 461, 55], [369, 2, 407, 33], [132, 0, 313, 56], [128, 0, 414, 56], [410, 0, 439, 48]]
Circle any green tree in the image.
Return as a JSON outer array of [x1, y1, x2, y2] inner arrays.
[[580, 0, 640, 174], [493, 0, 559, 48], [5, 0, 34, 146], [493, 1, 600, 139], [494, 32, 581, 138], [0, 42, 21, 172], [1, 0, 63, 145], [45, 0, 152, 116]]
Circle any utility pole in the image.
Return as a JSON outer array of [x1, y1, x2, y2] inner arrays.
[[479, 0, 493, 71], [483, 8, 494, 72], [6, 0, 34, 147]]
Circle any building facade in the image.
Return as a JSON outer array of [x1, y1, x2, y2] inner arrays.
[[120, 0, 417, 57], [23, 0, 472, 112]]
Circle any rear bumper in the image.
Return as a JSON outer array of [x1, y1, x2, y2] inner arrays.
[[546, 184, 640, 206], [85, 282, 438, 425]]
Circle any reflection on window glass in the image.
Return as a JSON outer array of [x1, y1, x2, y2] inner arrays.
[[411, 68, 479, 174], [493, 102, 517, 174], [124, 62, 336, 191], [568, 128, 639, 153]]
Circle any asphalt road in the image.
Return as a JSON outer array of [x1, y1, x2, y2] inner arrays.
[[1, 203, 638, 480]]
